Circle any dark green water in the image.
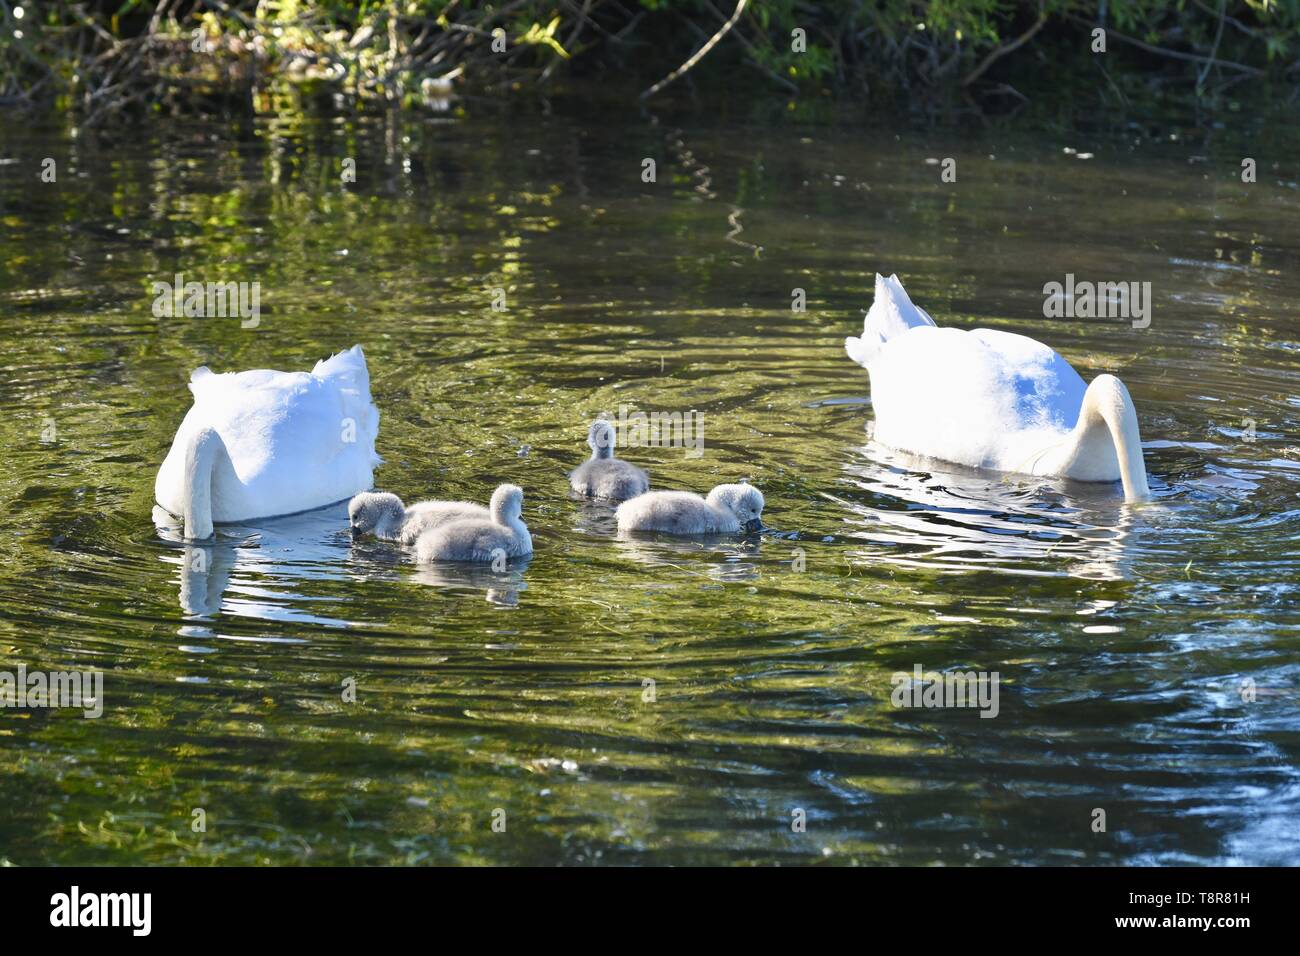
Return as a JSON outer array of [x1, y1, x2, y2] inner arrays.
[[0, 100, 1297, 865]]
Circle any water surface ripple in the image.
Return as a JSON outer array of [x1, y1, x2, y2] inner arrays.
[[0, 108, 1296, 864]]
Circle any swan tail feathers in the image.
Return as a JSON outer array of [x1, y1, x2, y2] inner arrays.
[[846, 274, 934, 367], [313, 344, 369, 384], [873, 273, 936, 334], [314, 345, 380, 463]]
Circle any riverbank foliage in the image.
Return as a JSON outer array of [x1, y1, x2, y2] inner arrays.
[[2, 1, 1298, 122]]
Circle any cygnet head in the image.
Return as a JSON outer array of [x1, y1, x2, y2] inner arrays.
[[588, 419, 616, 460], [706, 483, 765, 532], [490, 483, 525, 524], [348, 491, 405, 537]]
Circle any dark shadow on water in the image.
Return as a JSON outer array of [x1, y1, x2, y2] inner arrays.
[[410, 558, 530, 608], [612, 529, 765, 583]]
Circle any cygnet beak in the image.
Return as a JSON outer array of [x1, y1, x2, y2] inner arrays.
[[743, 517, 764, 533]]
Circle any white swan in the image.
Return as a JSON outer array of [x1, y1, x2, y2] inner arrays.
[[845, 274, 1150, 501], [348, 491, 489, 544], [155, 345, 381, 538], [615, 483, 764, 535], [569, 419, 650, 501], [414, 484, 533, 563]]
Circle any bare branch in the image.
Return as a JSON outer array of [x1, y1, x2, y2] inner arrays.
[[641, 0, 748, 100]]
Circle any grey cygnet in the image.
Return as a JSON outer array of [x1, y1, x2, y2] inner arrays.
[[614, 483, 764, 535], [569, 419, 650, 501], [415, 484, 534, 563]]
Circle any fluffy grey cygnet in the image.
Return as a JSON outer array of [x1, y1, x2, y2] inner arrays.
[[348, 491, 489, 545], [415, 484, 533, 563], [568, 419, 650, 501], [615, 483, 764, 535]]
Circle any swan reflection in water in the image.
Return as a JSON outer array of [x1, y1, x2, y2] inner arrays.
[[157, 501, 529, 620], [155, 502, 373, 627], [837, 442, 1142, 581]]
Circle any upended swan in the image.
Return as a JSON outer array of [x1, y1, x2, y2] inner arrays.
[[155, 345, 380, 538], [414, 484, 533, 563], [348, 492, 489, 544], [845, 274, 1151, 501], [569, 419, 650, 501], [615, 483, 765, 535]]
